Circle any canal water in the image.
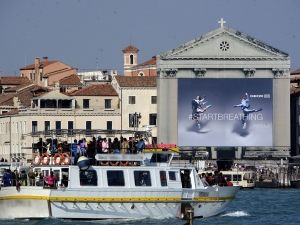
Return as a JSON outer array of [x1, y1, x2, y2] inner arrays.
[[1, 188, 299, 225]]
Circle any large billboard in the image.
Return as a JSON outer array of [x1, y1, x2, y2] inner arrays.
[[178, 78, 273, 147]]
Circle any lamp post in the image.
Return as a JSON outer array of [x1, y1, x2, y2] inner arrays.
[[133, 112, 141, 140]]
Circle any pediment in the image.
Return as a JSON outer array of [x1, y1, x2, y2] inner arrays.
[[160, 26, 289, 60], [34, 91, 74, 100]]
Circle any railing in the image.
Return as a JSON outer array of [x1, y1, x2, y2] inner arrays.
[[0, 178, 68, 188]]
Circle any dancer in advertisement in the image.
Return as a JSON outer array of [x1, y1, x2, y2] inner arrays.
[[190, 95, 211, 130], [234, 93, 262, 129]]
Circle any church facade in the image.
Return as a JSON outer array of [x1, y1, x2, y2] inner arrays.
[[156, 24, 290, 159]]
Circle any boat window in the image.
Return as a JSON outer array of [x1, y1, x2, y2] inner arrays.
[[169, 171, 178, 181], [107, 171, 125, 186], [134, 171, 151, 186], [232, 174, 242, 181], [180, 170, 191, 188], [150, 153, 171, 163], [80, 170, 97, 186], [160, 171, 167, 186], [61, 168, 69, 187], [223, 174, 232, 181], [53, 170, 60, 181]]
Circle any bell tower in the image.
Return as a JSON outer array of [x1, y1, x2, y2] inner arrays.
[[122, 45, 139, 76]]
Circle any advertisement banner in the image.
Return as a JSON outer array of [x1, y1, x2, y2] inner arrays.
[[178, 78, 273, 146]]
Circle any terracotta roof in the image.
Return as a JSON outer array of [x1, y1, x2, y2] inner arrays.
[[0, 93, 15, 105], [20, 61, 57, 70], [59, 74, 82, 85], [114, 76, 156, 87], [0, 76, 32, 85], [43, 68, 75, 78], [291, 68, 300, 75], [69, 84, 118, 96], [122, 45, 139, 53], [135, 56, 156, 67], [0, 85, 49, 107], [3, 84, 28, 93]]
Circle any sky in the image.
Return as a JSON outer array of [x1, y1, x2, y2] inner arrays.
[[0, 0, 299, 76]]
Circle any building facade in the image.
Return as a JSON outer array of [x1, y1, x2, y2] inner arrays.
[[157, 25, 290, 159], [20, 56, 77, 87], [0, 84, 121, 164], [111, 76, 157, 143]]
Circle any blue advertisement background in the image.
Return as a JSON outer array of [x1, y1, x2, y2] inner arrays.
[[178, 78, 273, 147]]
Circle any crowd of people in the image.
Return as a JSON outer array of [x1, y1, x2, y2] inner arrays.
[[37, 136, 145, 154], [1, 168, 57, 188], [35, 135, 146, 165], [200, 171, 233, 187]]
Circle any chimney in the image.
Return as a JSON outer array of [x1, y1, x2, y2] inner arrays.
[[35, 57, 40, 67], [43, 56, 48, 62]]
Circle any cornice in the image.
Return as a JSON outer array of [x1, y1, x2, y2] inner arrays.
[[160, 56, 289, 61], [160, 26, 289, 60]]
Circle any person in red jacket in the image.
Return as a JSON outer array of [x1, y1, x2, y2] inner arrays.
[[226, 177, 233, 186]]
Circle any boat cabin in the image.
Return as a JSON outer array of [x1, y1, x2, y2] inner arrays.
[[30, 152, 204, 190]]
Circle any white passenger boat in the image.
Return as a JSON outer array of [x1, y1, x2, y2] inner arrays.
[[221, 169, 256, 189], [0, 152, 240, 220]]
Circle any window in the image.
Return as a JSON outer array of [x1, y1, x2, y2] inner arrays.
[[107, 171, 125, 186], [86, 121, 91, 135], [40, 100, 56, 108], [44, 121, 50, 135], [30, 73, 33, 80], [130, 55, 133, 64], [233, 174, 242, 181], [129, 96, 135, 104], [105, 99, 111, 109], [55, 121, 61, 135], [32, 121, 38, 133], [150, 153, 171, 163], [83, 99, 89, 109], [68, 121, 73, 135], [149, 113, 157, 126], [61, 168, 69, 187], [58, 100, 72, 108], [107, 121, 112, 130], [152, 137, 157, 144], [151, 96, 157, 104], [40, 72, 43, 81], [79, 170, 97, 186], [134, 171, 151, 186], [169, 171, 178, 181], [160, 171, 167, 186]]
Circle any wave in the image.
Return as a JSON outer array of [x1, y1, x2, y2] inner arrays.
[[221, 211, 250, 217]]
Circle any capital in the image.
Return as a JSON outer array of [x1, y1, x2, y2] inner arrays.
[[243, 68, 256, 77], [194, 68, 207, 77]]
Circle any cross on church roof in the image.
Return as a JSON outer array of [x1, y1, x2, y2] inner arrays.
[[218, 18, 226, 27]]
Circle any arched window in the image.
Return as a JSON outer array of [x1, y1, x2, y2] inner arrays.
[[130, 55, 134, 64]]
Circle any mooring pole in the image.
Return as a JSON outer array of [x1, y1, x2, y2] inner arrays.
[[185, 207, 194, 225]]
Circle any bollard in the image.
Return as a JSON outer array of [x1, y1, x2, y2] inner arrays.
[[185, 207, 194, 225]]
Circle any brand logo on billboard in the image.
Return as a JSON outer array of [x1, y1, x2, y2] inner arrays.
[[250, 94, 270, 98], [253, 123, 271, 128]]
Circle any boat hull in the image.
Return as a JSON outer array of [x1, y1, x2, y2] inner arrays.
[[0, 186, 240, 219]]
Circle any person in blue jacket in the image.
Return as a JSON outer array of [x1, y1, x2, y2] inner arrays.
[[234, 93, 262, 129], [137, 139, 145, 153], [3, 169, 12, 187]]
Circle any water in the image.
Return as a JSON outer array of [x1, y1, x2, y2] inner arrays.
[[1, 188, 300, 225]]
